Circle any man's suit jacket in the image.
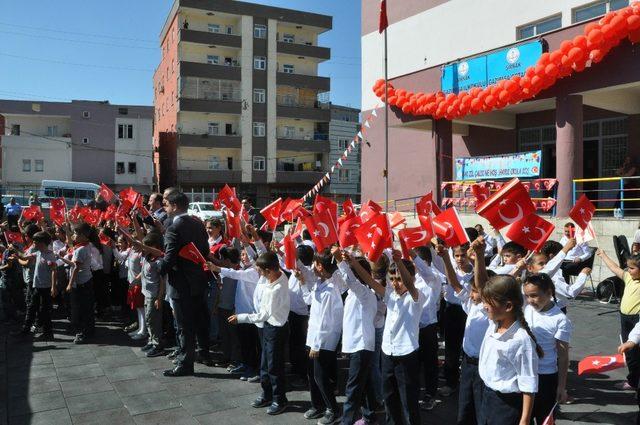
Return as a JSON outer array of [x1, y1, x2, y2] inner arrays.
[[159, 213, 209, 298]]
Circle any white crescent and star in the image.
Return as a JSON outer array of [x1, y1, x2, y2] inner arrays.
[[498, 203, 524, 224], [318, 222, 330, 238], [409, 230, 428, 243], [526, 226, 546, 245]]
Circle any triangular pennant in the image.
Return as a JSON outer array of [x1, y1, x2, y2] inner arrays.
[[357, 131, 363, 139], [350, 140, 356, 147], [371, 109, 378, 117], [338, 158, 343, 166], [331, 165, 335, 173], [364, 120, 371, 128]]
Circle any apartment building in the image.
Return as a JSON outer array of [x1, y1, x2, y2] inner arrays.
[[327, 105, 361, 203], [0, 100, 154, 190], [154, 0, 332, 205]]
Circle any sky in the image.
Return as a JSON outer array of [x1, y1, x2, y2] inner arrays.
[[0, 0, 361, 108]]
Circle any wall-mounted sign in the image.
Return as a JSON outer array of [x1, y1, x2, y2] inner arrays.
[[455, 150, 542, 181]]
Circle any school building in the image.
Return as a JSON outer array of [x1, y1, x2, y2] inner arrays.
[[361, 0, 640, 218]]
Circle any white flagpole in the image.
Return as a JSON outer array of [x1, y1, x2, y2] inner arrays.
[[384, 3, 389, 213]]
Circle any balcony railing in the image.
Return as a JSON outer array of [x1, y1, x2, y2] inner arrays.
[[277, 132, 329, 141], [277, 161, 324, 172], [276, 96, 330, 109], [181, 77, 241, 102]]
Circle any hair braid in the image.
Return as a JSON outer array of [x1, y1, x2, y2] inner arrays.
[[517, 308, 544, 358]]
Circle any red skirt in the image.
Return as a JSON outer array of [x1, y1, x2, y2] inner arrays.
[[127, 284, 144, 310]]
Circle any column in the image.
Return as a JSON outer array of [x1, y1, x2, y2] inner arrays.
[[240, 15, 253, 184], [555, 94, 583, 217], [266, 18, 278, 184], [434, 119, 452, 204]]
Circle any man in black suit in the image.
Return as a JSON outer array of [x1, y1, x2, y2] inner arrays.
[[158, 188, 210, 377]]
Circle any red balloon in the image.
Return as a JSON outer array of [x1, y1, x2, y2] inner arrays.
[[538, 52, 550, 65], [568, 46, 585, 62], [628, 15, 640, 31], [525, 67, 536, 78], [387, 95, 398, 104], [519, 76, 532, 89], [545, 63, 559, 78], [484, 94, 496, 107], [573, 35, 588, 50], [498, 90, 511, 103], [560, 40, 573, 54], [470, 98, 482, 111], [589, 49, 604, 63], [549, 50, 563, 65], [503, 79, 517, 93], [587, 29, 604, 45], [573, 61, 587, 72], [584, 22, 599, 35], [630, 27, 640, 43]]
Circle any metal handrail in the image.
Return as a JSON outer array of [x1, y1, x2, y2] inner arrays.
[[572, 176, 640, 218]]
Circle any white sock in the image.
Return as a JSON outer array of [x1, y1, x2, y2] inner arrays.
[[137, 308, 147, 335]]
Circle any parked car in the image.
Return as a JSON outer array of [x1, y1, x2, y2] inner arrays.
[[1, 195, 31, 207], [188, 202, 224, 221]]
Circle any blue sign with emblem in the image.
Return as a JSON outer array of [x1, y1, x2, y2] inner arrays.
[[441, 40, 543, 94]]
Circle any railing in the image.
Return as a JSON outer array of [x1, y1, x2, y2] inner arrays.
[[180, 77, 241, 102], [573, 176, 640, 218], [277, 131, 329, 141], [276, 162, 323, 172], [276, 96, 330, 109]]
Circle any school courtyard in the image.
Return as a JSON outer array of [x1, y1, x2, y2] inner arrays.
[[0, 295, 634, 425]]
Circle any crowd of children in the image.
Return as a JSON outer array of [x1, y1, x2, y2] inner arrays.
[[2, 188, 640, 425]]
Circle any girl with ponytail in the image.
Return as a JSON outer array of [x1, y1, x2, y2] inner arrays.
[[478, 275, 540, 425], [523, 273, 572, 425]]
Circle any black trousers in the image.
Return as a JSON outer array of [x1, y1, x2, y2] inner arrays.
[[533, 373, 558, 425], [342, 350, 377, 425], [308, 349, 339, 413], [172, 293, 208, 368], [621, 313, 640, 387], [480, 386, 522, 425], [92, 270, 109, 314], [288, 311, 309, 379], [217, 307, 240, 363], [111, 277, 128, 309], [419, 324, 439, 399], [70, 281, 95, 337], [444, 302, 467, 387], [261, 322, 288, 404], [237, 322, 260, 372], [457, 356, 483, 425], [561, 260, 588, 284], [24, 287, 53, 334], [382, 349, 421, 425]]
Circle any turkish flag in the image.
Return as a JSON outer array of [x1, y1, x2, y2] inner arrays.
[[399, 226, 433, 250], [102, 204, 117, 222], [261, 198, 283, 230], [283, 234, 297, 270], [578, 354, 625, 375], [216, 184, 242, 213], [313, 194, 338, 220], [476, 178, 536, 230], [280, 198, 304, 223], [304, 208, 339, 252], [4, 231, 24, 245], [342, 198, 356, 217], [116, 201, 132, 228], [506, 214, 555, 252], [360, 200, 383, 222], [49, 198, 66, 226], [355, 213, 392, 262], [99, 233, 111, 246], [290, 218, 303, 239], [338, 215, 362, 248], [179, 242, 208, 268], [416, 191, 441, 216], [379, 0, 388, 33], [99, 183, 115, 202], [131, 194, 150, 218], [119, 187, 139, 206], [418, 214, 435, 239], [68, 205, 82, 222], [471, 183, 491, 204], [389, 211, 406, 229], [226, 209, 242, 239], [22, 205, 44, 222], [569, 194, 596, 230], [81, 208, 102, 227], [432, 208, 469, 247]]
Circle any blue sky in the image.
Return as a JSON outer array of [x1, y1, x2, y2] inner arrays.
[[0, 0, 361, 108]]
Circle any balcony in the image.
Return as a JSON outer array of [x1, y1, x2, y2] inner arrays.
[[178, 133, 241, 149], [179, 98, 242, 114], [277, 132, 329, 152], [180, 61, 241, 80], [180, 29, 241, 48], [277, 101, 330, 121], [179, 169, 242, 185], [276, 72, 330, 91], [276, 170, 326, 185], [277, 41, 330, 60]]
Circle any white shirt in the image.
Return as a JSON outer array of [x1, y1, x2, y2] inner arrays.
[[634, 229, 640, 245], [287, 261, 315, 316], [483, 233, 506, 257], [444, 267, 473, 305], [381, 285, 425, 356], [455, 288, 489, 358], [220, 267, 260, 316], [236, 272, 290, 327], [524, 304, 572, 374], [552, 272, 588, 309], [52, 240, 66, 267], [90, 244, 103, 271], [301, 239, 316, 251], [338, 262, 377, 353], [374, 296, 386, 329], [629, 321, 640, 345], [559, 236, 592, 262], [479, 320, 539, 394], [304, 273, 344, 352], [413, 257, 443, 327]]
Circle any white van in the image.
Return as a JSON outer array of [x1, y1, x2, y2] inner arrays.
[[41, 180, 101, 204]]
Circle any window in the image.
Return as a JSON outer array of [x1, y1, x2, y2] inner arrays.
[[118, 124, 134, 139], [82, 111, 90, 118], [22, 159, 31, 172], [283, 126, 296, 138], [35, 160, 44, 172], [283, 64, 295, 74], [207, 55, 220, 65], [118, 107, 128, 115], [116, 162, 125, 174], [226, 26, 234, 35], [254, 56, 266, 70], [208, 156, 220, 170], [339, 169, 350, 182], [82, 137, 89, 144], [573, 1, 628, 23], [208, 122, 220, 135], [253, 88, 266, 103], [283, 33, 295, 43], [253, 156, 266, 171], [208, 23, 221, 33], [47, 126, 58, 137], [254, 24, 267, 38], [253, 122, 266, 137], [10, 124, 20, 135], [517, 15, 562, 40], [283, 94, 295, 106], [338, 139, 349, 150], [128, 162, 137, 174]]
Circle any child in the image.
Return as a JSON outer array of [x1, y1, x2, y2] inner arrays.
[[300, 248, 344, 425], [140, 232, 166, 357], [559, 223, 593, 283], [112, 235, 130, 315], [19, 231, 57, 340], [598, 250, 640, 392], [523, 273, 572, 424], [618, 319, 640, 425], [215, 246, 241, 371], [229, 252, 290, 416], [127, 243, 145, 340], [0, 244, 24, 322], [479, 275, 541, 425], [12, 224, 40, 335], [488, 241, 527, 275]]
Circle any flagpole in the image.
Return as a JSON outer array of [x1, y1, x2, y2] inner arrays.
[[384, 13, 389, 213]]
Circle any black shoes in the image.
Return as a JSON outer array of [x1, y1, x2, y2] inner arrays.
[[146, 347, 166, 358], [251, 397, 272, 408], [266, 401, 288, 415], [162, 365, 194, 377]]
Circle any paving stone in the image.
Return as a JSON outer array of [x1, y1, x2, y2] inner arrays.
[[96, 353, 141, 369], [9, 407, 72, 425], [133, 407, 200, 425], [56, 363, 104, 382], [123, 389, 181, 416], [8, 390, 67, 417], [8, 364, 57, 382], [60, 376, 113, 397], [163, 378, 220, 398], [51, 353, 97, 368], [103, 364, 152, 382], [179, 391, 238, 416], [65, 390, 124, 416], [111, 376, 166, 397], [71, 407, 136, 425], [8, 375, 60, 396]]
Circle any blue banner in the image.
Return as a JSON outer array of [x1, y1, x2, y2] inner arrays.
[[441, 40, 543, 94], [455, 150, 542, 181]]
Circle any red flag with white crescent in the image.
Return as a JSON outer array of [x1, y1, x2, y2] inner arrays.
[[505, 214, 555, 252], [432, 208, 469, 248], [476, 178, 536, 230], [303, 208, 339, 252], [569, 194, 596, 230], [260, 198, 283, 231]]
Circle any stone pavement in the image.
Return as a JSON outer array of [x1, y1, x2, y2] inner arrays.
[[0, 295, 636, 425]]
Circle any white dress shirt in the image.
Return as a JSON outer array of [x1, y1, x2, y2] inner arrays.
[[443, 267, 473, 305], [634, 229, 640, 245], [286, 261, 315, 316], [455, 288, 489, 358], [483, 232, 506, 258], [552, 273, 588, 309], [236, 271, 290, 327], [381, 285, 425, 357], [524, 304, 572, 374], [413, 257, 444, 328], [338, 262, 377, 353], [479, 320, 539, 394], [559, 236, 592, 262], [304, 273, 344, 352], [629, 321, 640, 344], [220, 267, 260, 316], [374, 296, 387, 330]]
